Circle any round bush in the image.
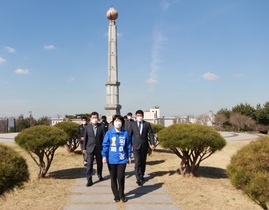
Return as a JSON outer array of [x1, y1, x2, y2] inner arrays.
[[151, 123, 165, 134], [0, 144, 29, 195], [227, 136, 269, 209], [54, 121, 80, 152], [15, 125, 68, 178], [158, 123, 226, 176]]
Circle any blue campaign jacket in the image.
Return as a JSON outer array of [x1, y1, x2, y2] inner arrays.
[[102, 128, 132, 164]]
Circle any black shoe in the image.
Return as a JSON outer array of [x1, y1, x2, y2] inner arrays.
[[98, 176, 103, 181], [136, 180, 142, 186], [120, 197, 128, 202], [86, 180, 93, 187], [114, 197, 120, 202]]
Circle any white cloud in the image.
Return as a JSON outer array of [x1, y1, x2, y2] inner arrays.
[[0, 56, 6, 64], [67, 77, 75, 83], [44, 45, 56, 50], [161, 0, 180, 11], [6, 47, 16, 53], [202, 72, 220, 80], [145, 78, 157, 85], [145, 2, 174, 88], [145, 28, 166, 86], [15, 68, 29, 74]]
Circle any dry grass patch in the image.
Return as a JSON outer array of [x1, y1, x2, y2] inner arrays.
[[147, 140, 262, 210], [0, 144, 83, 210]]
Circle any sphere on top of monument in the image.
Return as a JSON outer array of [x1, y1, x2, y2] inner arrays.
[[106, 7, 118, 20]]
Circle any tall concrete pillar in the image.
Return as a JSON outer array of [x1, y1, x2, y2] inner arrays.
[[105, 7, 121, 122]]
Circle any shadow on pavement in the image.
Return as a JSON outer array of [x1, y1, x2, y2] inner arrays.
[[153, 148, 174, 154], [125, 182, 164, 200], [147, 159, 165, 165]]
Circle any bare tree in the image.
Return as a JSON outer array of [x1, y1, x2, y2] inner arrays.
[[214, 113, 227, 130], [230, 113, 255, 132], [197, 114, 211, 125]]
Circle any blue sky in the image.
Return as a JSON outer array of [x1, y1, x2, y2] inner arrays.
[[0, 0, 269, 119]]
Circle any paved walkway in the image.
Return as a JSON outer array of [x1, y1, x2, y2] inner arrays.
[[219, 131, 259, 141], [64, 162, 180, 210]]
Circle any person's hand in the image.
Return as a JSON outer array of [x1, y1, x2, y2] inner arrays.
[[83, 150, 87, 154], [150, 145, 155, 151], [127, 158, 132, 164], [81, 137, 84, 141], [102, 157, 107, 164]]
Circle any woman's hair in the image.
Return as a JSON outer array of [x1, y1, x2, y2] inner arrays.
[[112, 115, 125, 127]]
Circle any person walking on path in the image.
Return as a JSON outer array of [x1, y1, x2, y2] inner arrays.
[[102, 115, 132, 202], [124, 112, 134, 131], [77, 116, 88, 166], [101, 115, 109, 133], [128, 109, 155, 186], [83, 111, 106, 187]]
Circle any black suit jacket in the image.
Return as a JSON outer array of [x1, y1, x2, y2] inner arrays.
[[83, 123, 105, 153], [128, 120, 155, 150]]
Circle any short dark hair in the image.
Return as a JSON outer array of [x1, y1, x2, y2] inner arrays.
[[112, 115, 125, 127], [101, 115, 107, 120], [90, 111, 99, 117], [135, 110, 144, 116], [127, 112, 132, 116], [82, 116, 87, 121]]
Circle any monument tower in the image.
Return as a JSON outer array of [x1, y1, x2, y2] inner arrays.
[[105, 7, 121, 121]]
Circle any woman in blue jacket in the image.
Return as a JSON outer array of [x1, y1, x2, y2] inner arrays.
[[102, 115, 132, 202]]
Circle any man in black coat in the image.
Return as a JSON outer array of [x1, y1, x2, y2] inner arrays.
[[128, 109, 155, 186], [83, 111, 106, 187], [101, 115, 109, 133], [77, 116, 88, 166]]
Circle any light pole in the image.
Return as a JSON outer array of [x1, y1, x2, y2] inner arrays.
[[209, 110, 213, 126], [29, 111, 32, 127]]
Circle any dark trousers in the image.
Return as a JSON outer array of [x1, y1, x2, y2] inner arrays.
[[108, 164, 127, 199], [86, 147, 103, 181], [80, 142, 87, 161], [133, 148, 148, 181]]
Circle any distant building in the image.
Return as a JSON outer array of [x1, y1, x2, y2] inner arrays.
[[51, 117, 64, 126], [143, 106, 176, 127], [70, 118, 82, 124], [144, 107, 160, 123], [176, 116, 197, 124]]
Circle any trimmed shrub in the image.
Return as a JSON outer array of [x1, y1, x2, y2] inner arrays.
[[15, 125, 67, 178], [54, 121, 79, 152], [151, 123, 165, 134], [150, 123, 165, 147], [0, 144, 29, 195], [158, 123, 226, 176], [227, 136, 269, 210]]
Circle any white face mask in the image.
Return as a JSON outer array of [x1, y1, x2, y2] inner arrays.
[[82, 121, 86, 125], [91, 119, 98, 124], [136, 116, 143, 122], [114, 121, 122, 129], [127, 116, 132, 120]]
